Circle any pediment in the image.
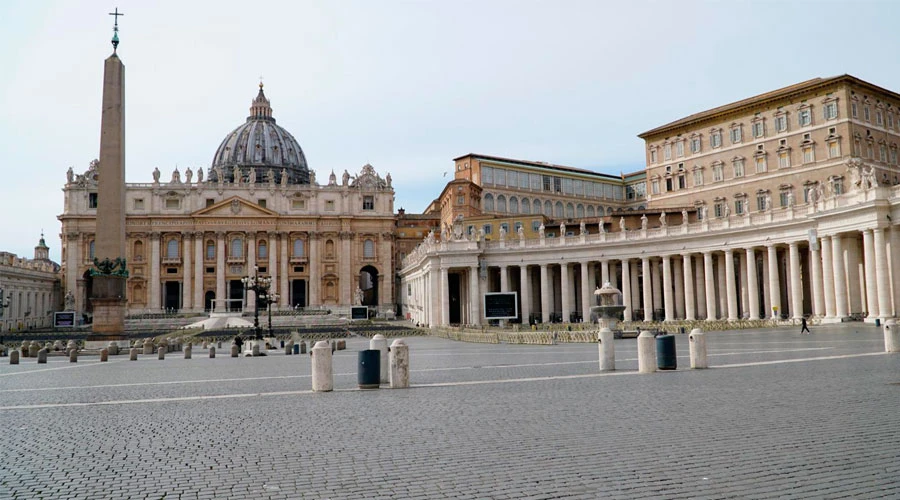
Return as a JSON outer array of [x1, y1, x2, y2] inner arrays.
[[193, 197, 279, 217]]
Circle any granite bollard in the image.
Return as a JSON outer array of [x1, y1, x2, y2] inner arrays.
[[637, 330, 656, 374], [209, 346, 216, 358], [143, 339, 153, 355], [158, 347, 165, 360], [69, 349, 78, 363], [10, 350, 19, 365], [37, 348, 48, 364], [689, 329, 708, 368], [311, 341, 334, 392], [884, 320, 899, 353], [129, 348, 138, 361], [231, 345, 239, 357], [100, 348, 108, 362], [370, 334, 389, 384], [29, 342, 40, 358], [184, 345, 192, 359], [389, 339, 409, 388]]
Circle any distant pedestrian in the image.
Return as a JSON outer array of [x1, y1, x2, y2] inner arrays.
[[800, 317, 810, 334]]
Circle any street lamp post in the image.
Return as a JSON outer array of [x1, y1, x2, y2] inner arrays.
[[267, 293, 279, 337], [241, 267, 272, 341]]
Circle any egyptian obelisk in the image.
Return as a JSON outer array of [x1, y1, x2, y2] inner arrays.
[[88, 9, 127, 343]]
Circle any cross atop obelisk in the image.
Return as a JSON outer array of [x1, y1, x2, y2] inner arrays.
[[109, 8, 124, 53]]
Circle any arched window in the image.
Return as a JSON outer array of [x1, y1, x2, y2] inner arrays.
[[544, 200, 552, 216], [231, 238, 243, 259], [497, 195, 507, 213], [89, 240, 95, 260], [483, 193, 494, 212], [586, 206, 595, 217], [509, 196, 518, 214], [166, 239, 179, 259], [555, 202, 564, 218], [521, 198, 530, 214], [566, 203, 575, 218], [133, 240, 144, 261], [293, 239, 304, 257], [607, 207, 613, 215], [576, 204, 584, 218], [363, 239, 375, 258], [258, 240, 268, 259], [206, 240, 215, 260]]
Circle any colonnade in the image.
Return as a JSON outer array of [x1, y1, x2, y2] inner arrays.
[[404, 227, 900, 327]]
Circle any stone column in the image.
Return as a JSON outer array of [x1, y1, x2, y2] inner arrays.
[[746, 247, 760, 320], [673, 257, 685, 319], [874, 228, 891, 321], [809, 242, 824, 318], [863, 229, 878, 319], [845, 236, 863, 315], [560, 263, 572, 323], [650, 258, 662, 313], [280, 234, 289, 309], [622, 258, 632, 322], [630, 260, 640, 313], [580, 261, 591, 323], [662, 255, 674, 321], [470, 266, 481, 325], [725, 249, 738, 321], [642, 257, 653, 322], [767, 245, 781, 318], [340, 232, 352, 305], [704, 251, 716, 320], [717, 254, 728, 319], [246, 232, 257, 311], [890, 227, 900, 317], [788, 242, 803, 320], [520, 265, 531, 325], [600, 260, 609, 285], [150, 233, 161, 311], [193, 232, 204, 312], [683, 254, 695, 321], [308, 232, 319, 306], [215, 232, 226, 311], [440, 267, 450, 326], [267, 232, 278, 307], [380, 233, 393, 310], [832, 235, 848, 319], [738, 251, 749, 318], [821, 236, 836, 319], [65, 233, 81, 312], [500, 265, 509, 292], [540, 264, 550, 324], [182, 233, 192, 311]]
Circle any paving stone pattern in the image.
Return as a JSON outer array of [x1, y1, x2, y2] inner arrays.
[[0, 325, 898, 499]]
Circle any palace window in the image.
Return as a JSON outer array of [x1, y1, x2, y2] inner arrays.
[[734, 198, 746, 215], [690, 136, 702, 154], [831, 177, 845, 195], [891, 147, 898, 165], [292, 199, 306, 210], [497, 195, 507, 213], [576, 204, 584, 218], [733, 158, 745, 178], [714, 201, 725, 218], [756, 192, 768, 211], [166, 239, 179, 259], [362, 195, 374, 211], [530, 173, 541, 191], [693, 168, 704, 186], [779, 190, 790, 208], [133, 198, 145, 210], [710, 130, 722, 148], [778, 152, 791, 169], [650, 148, 658, 164], [755, 156, 767, 173], [676, 140, 684, 158], [293, 239, 305, 258], [889, 113, 894, 129], [495, 169, 506, 186], [483, 193, 494, 211], [880, 144, 888, 162], [500, 223, 510, 234], [258, 241, 267, 259], [363, 239, 375, 258], [542, 175, 552, 192], [651, 179, 660, 195], [864, 105, 871, 122], [544, 200, 552, 216], [509, 196, 519, 214], [206, 240, 215, 260], [828, 140, 841, 158], [664, 143, 672, 160], [566, 203, 575, 218], [712, 163, 724, 182], [586, 205, 595, 217], [230, 238, 243, 259], [532, 220, 541, 232], [482, 166, 494, 184], [89, 193, 98, 209], [752, 120, 765, 138], [507, 170, 518, 188], [555, 201, 564, 218], [877, 110, 884, 126], [774, 113, 788, 133], [798, 108, 812, 127], [730, 125, 742, 144], [521, 198, 531, 214], [824, 101, 838, 120], [483, 224, 492, 235], [89, 240, 95, 260], [851, 101, 858, 118]]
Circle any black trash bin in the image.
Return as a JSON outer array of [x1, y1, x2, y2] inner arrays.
[[875, 318, 881, 327], [358, 350, 381, 389], [656, 335, 677, 370]]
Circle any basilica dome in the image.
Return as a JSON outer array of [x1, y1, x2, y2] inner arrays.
[[209, 84, 309, 184]]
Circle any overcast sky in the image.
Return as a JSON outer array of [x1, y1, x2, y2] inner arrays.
[[2, 0, 898, 263]]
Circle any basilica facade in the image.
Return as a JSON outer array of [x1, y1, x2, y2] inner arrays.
[[59, 85, 396, 318], [400, 75, 900, 327]]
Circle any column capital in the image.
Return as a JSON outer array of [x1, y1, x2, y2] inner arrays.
[[788, 241, 799, 249], [150, 232, 161, 241], [194, 231, 205, 239]]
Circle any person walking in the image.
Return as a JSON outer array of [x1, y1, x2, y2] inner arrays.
[[800, 316, 811, 334]]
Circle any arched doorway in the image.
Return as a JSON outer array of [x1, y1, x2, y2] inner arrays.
[[204, 291, 215, 312], [358, 266, 378, 306]]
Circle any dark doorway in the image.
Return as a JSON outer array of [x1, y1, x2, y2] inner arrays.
[[448, 273, 461, 324], [82, 270, 94, 313], [229, 280, 244, 312], [164, 282, 180, 311], [204, 291, 215, 312], [292, 279, 307, 308], [359, 266, 379, 306]]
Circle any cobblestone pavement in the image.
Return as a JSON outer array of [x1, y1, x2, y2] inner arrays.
[[1, 324, 898, 499]]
